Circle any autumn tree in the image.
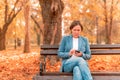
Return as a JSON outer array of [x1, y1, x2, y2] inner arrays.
[[0, 0, 21, 50], [39, 0, 64, 45], [81, 0, 119, 44], [23, 0, 30, 53], [102, 0, 117, 44]]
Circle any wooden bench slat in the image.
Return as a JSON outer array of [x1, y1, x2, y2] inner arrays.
[[41, 72, 72, 76], [40, 50, 120, 55], [91, 50, 120, 55], [40, 71, 120, 76], [41, 44, 120, 49], [90, 44, 120, 49]]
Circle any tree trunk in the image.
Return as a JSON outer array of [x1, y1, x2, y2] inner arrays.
[[23, 0, 30, 53], [103, 0, 109, 44], [108, 0, 114, 44], [39, 0, 64, 66], [0, 30, 6, 50], [103, 0, 114, 44], [39, 0, 64, 45], [95, 16, 101, 44]]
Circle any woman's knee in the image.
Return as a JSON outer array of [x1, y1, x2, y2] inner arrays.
[[77, 57, 87, 65], [73, 66, 79, 72]]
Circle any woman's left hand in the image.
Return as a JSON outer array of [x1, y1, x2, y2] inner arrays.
[[74, 52, 83, 57]]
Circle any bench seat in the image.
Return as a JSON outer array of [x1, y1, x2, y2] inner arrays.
[[33, 71, 120, 80]]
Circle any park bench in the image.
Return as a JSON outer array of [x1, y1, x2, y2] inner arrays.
[[33, 44, 120, 80]]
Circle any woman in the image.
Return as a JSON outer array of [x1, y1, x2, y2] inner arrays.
[[58, 20, 93, 80]]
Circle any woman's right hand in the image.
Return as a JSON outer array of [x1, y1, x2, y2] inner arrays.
[[69, 49, 75, 56]]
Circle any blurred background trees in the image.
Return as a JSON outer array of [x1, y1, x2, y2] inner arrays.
[[0, 0, 120, 51], [0, 0, 21, 50]]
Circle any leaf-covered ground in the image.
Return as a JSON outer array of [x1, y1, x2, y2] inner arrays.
[[0, 47, 40, 80], [45, 55, 120, 72], [0, 47, 120, 80], [89, 55, 120, 72]]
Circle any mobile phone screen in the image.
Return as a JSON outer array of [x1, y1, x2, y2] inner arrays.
[[75, 50, 80, 53]]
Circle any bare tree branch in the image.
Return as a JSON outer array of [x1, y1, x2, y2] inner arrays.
[[3, 8, 21, 34], [8, 0, 19, 19], [31, 15, 43, 35], [5, 0, 8, 23]]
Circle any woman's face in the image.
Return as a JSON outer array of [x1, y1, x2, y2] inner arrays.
[[71, 25, 82, 38]]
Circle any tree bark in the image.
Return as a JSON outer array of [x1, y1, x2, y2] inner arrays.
[[96, 16, 101, 44], [0, 30, 5, 50], [108, 0, 114, 44], [39, 0, 64, 45], [103, 0, 111, 44], [103, 0, 114, 44], [23, 0, 30, 53]]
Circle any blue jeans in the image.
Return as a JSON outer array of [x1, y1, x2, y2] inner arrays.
[[63, 56, 93, 80]]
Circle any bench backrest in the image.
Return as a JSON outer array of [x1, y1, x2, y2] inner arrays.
[[40, 44, 120, 55]]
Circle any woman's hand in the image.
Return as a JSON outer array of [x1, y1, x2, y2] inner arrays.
[[74, 51, 83, 57], [69, 49, 75, 56]]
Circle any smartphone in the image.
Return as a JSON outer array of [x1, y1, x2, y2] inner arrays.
[[75, 50, 80, 53]]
